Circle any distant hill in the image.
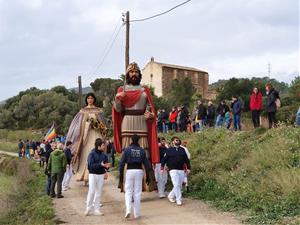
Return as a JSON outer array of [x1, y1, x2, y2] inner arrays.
[[69, 86, 93, 94]]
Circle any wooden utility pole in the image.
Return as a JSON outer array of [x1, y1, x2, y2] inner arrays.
[[78, 76, 83, 109], [125, 11, 130, 72]]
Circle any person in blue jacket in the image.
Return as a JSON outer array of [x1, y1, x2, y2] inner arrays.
[[119, 134, 151, 219], [84, 138, 109, 216], [231, 95, 242, 131]]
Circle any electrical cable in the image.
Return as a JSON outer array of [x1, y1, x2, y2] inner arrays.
[[86, 17, 123, 82], [130, 0, 192, 23]]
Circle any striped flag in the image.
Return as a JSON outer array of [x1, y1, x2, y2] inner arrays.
[[45, 124, 56, 141]]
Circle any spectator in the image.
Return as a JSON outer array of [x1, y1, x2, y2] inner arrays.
[[18, 139, 24, 157], [47, 142, 67, 198], [265, 83, 280, 128], [161, 109, 169, 133], [155, 137, 168, 198], [296, 106, 300, 127], [45, 141, 56, 196], [169, 107, 178, 132], [179, 105, 189, 132], [216, 101, 229, 127], [250, 87, 263, 128], [62, 141, 73, 191], [231, 95, 242, 131], [196, 100, 207, 131], [224, 110, 232, 129], [206, 101, 216, 128], [191, 107, 198, 132]]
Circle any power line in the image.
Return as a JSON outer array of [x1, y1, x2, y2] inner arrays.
[[86, 17, 123, 82], [130, 0, 192, 23]]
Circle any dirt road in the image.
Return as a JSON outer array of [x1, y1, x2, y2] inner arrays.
[[53, 173, 243, 225]]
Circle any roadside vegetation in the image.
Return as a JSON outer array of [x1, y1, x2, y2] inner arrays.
[[162, 126, 300, 224], [0, 155, 55, 224], [0, 129, 42, 153]]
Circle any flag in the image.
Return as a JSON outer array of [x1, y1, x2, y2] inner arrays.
[[45, 124, 56, 141]]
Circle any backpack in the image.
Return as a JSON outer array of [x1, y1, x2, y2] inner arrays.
[[275, 98, 281, 108], [275, 90, 281, 108]]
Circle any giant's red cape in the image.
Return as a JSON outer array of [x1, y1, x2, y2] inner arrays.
[[112, 86, 159, 164]]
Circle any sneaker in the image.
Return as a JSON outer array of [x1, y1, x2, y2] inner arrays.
[[56, 195, 64, 198], [94, 210, 104, 216], [159, 194, 166, 199], [168, 197, 176, 203], [125, 212, 130, 218], [176, 200, 182, 206], [84, 209, 91, 216]]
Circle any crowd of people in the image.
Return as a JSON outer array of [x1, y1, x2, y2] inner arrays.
[[157, 83, 291, 132], [17, 134, 190, 219]]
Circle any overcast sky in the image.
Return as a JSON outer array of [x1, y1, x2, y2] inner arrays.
[[0, 0, 299, 101]]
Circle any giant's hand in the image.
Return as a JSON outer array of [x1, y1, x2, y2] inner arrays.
[[115, 91, 126, 100], [144, 111, 154, 120]]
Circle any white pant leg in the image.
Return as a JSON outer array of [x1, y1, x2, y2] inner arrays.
[[169, 170, 185, 202], [62, 165, 73, 189], [184, 173, 188, 185], [155, 163, 167, 197], [94, 174, 104, 212], [125, 170, 135, 214], [86, 174, 96, 211], [133, 170, 144, 218], [154, 163, 160, 182]]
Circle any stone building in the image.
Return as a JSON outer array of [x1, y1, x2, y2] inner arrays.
[[142, 57, 209, 98]]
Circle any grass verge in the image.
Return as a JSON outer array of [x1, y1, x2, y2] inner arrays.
[[0, 155, 55, 225], [161, 126, 300, 225]]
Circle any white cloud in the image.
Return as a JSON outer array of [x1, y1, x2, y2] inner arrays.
[[0, 0, 299, 101]]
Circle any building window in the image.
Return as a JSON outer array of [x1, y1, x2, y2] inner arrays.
[[150, 74, 153, 83]]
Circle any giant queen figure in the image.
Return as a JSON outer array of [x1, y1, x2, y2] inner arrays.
[[112, 62, 159, 191]]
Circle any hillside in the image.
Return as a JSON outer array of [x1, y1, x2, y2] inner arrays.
[[162, 126, 300, 224]]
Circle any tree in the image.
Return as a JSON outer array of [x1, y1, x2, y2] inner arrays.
[[289, 76, 300, 102], [165, 77, 196, 108], [0, 87, 78, 132], [215, 77, 289, 111], [90, 78, 123, 116]]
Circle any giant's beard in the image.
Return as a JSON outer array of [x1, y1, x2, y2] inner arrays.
[[126, 74, 141, 85]]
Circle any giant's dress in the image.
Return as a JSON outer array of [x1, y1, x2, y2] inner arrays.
[[113, 84, 159, 191], [66, 107, 106, 182], [114, 85, 149, 151]]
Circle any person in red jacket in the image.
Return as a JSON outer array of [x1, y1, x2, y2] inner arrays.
[[250, 87, 263, 128], [169, 107, 178, 132]]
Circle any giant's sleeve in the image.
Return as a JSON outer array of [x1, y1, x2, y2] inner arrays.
[[65, 111, 84, 154]]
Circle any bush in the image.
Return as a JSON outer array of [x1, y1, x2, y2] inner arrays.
[[0, 155, 55, 224]]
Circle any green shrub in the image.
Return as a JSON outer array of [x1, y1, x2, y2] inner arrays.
[[0, 156, 55, 224]]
